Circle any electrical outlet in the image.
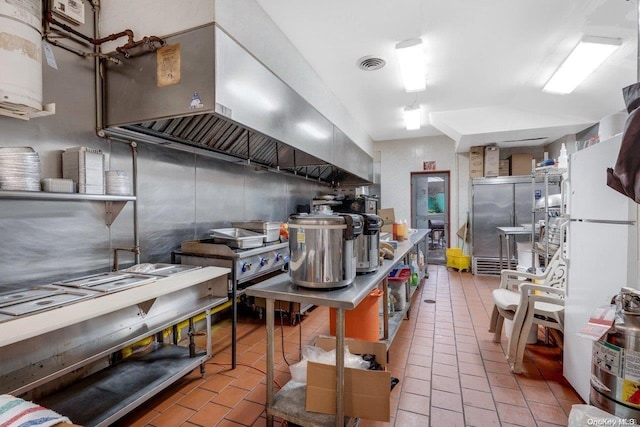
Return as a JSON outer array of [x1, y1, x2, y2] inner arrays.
[[52, 0, 85, 25]]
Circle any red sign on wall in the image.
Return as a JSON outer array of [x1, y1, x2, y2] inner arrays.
[[423, 161, 436, 171]]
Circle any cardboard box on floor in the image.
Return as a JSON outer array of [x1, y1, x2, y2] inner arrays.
[[377, 208, 395, 233], [305, 336, 391, 422]]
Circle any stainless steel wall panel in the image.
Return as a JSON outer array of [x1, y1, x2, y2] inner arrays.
[[243, 168, 289, 221], [0, 200, 110, 287], [194, 154, 247, 235], [106, 141, 136, 268], [135, 144, 197, 264]]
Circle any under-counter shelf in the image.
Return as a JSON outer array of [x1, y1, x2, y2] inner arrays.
[[382, 283, 421, 348], [38, 344, 207, 427], [0, 190, 136, 225], [268, 381, 350, 427], [2, 295, 228, 396], [1, 267, 230, 426]]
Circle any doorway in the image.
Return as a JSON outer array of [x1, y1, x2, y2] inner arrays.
[[411, 171, 450, 264]]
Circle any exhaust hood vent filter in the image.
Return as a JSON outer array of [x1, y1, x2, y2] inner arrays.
[[357, 56, 386, 71]]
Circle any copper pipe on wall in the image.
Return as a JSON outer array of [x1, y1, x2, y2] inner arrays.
[[45, 11, 164, 57]]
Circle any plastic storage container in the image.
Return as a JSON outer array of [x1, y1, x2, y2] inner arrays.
[[329, 289, 382, 342], [446, 248, 470, 271]]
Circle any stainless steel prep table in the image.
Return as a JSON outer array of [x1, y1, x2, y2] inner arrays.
[[497, 226, 532, 271], [246, 229, 428, 426]]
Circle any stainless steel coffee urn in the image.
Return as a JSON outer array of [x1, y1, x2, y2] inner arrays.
[[590, 287, 640, 420], [356, 214, 383, 274], [287, 213, 363, 289]]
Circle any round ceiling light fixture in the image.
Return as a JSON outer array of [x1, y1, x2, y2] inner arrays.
[[356, 55, 386, 71]]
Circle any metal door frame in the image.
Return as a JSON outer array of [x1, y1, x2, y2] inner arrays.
[[411, 171, 451, 264]]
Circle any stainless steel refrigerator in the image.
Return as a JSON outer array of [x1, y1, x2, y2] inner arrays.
[[564, 134, 639, 401], [471, 176, 558, 275]]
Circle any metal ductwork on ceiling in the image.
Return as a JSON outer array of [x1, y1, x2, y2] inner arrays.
[[102, 23, 372, 185]]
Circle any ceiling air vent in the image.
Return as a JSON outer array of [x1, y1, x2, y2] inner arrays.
[[357, 55, 386, 71]]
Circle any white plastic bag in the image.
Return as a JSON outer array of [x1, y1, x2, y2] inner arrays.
[[288, 344, 370, 384]]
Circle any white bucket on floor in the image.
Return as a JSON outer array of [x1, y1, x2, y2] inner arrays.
[[504, 318, 538, 344], [516, 242, 539, 270]]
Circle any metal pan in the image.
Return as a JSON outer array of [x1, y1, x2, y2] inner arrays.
[[209, 228, 266, 249]]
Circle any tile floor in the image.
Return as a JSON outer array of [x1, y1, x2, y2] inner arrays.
[[114, 264, 583, 427]]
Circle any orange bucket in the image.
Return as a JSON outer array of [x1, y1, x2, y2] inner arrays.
[[329, 288, 382, 342]]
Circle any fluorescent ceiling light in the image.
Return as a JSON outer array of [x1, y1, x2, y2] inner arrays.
[[404, 105, 421, 130], [543, 36, 621, 94], [395, 38, 426, 92]]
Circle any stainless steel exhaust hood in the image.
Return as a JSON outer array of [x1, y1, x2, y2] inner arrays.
[[103, 23, 372, 185]]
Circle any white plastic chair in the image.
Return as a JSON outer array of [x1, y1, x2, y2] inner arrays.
[[488, 248, 566, 373]]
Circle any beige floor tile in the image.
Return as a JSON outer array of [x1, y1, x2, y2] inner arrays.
[[431, 389, 463, 412], [430, 407, 465, 427], [177, 388, 217, 411], [398, 391, 430, 416], [464, 405, 501, 427], [528, 401, 569, 425], [461, 388, 496, 410]]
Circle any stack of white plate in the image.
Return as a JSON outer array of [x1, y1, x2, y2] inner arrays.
[[105, 170, 131, 195], [0, 147, 41, 191]]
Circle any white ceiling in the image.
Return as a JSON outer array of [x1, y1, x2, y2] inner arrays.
[[255, 0, 638, 152]]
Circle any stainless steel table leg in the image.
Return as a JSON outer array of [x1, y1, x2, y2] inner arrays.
[[505, 235, 511, 270], [202, 309, 211, 378], [336, 308, 345, 426], [188, 318, 195, 357], [405, 279, 411, 319], [382, 278, 389, 340], [266, 298, 275, 427], [231, 276, 237, 369], [499, 234, 504, 271]]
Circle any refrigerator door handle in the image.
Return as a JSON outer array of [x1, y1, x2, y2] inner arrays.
[[570, 219, 636, 225], [562, 178, 570, 217]]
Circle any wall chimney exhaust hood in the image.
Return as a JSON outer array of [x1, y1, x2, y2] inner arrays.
[[103, 23, 372, 185]]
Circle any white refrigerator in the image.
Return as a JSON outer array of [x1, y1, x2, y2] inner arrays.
[[564, 134, 639, 402]]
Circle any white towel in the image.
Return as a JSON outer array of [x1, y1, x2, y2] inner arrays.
[[0, 394, 71, 427]]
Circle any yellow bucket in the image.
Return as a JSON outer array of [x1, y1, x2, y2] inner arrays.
[[446, 248, 470, 271]]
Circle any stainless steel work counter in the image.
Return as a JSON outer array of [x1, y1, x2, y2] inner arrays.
[[497, 226, 533, 271], [246, 229, 428, 426], [1, 266, 230, 427], [247, 229, 428, 308]]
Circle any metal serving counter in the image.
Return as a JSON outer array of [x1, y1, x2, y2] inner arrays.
[[246, 229, 428, 426], [0, 266, 230, 427]]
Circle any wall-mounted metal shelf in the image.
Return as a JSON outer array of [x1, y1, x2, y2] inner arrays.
[[0, 190, 136, 225]]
